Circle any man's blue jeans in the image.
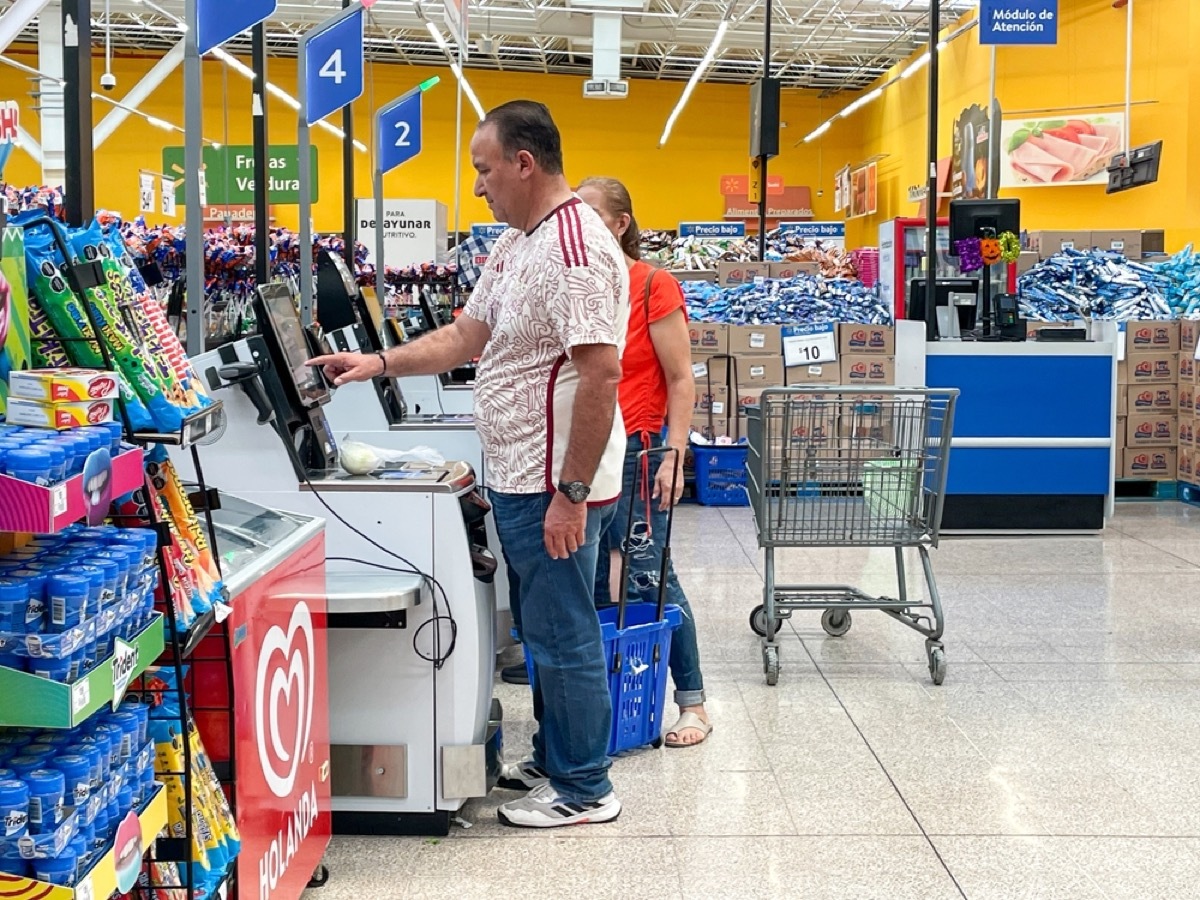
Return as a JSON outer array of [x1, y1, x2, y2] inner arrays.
[[595, 433, 706, 708], [490, 490, 614, 803]]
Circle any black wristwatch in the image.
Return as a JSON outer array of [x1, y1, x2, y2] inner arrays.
[[557, 481, 591, 504]]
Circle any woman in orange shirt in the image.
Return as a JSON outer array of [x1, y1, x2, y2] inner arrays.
[[578, 177, 711, 747]]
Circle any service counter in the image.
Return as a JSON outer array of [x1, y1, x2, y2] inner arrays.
[[924, 340, 1116, 532]]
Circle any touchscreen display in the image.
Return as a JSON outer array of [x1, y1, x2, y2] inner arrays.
[[257, 283, 327, 406]]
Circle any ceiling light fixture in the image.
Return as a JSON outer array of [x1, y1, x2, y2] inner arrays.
[[425, 21, 487, 121], [658, 18, 729, 147]]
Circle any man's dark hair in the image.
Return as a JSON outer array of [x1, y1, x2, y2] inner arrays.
[[481, 100, 564, 176]]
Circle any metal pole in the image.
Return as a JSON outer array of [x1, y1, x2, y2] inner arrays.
[[252, 23, 270, 286], [62, 0, 93, 226], [988, 45, 997, 201], [452, 38, 464, 276], [374, 115, 385, 322], [184, 0, 204, 355], [924, 0, 940, 342], [756, 0, 771, 262], [1124, 0, 1133, 157], [342, 0, 355, 254], [298, 48, 314, 326]]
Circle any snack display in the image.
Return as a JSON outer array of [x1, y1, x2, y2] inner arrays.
[[645, 228, 859, 279], [112, 446, 225, 632], [1018, 248, 1173, 321], [0, 524, 160, 681], [1154, 245, 1200, 318], [0, 701, 159, 883], [683, 272, 890, 326], [147, 670, 239, 900]]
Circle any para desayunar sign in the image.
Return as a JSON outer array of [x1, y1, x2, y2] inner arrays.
[[980, 0, 1058, 45]]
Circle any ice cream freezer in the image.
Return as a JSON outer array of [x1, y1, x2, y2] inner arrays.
[[189, 496, 333, 900], [924, 340, 1117, 532]]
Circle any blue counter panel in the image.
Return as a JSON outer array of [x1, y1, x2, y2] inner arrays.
[[926, 354, 1113, 439], [945, 447, 1112, 496]]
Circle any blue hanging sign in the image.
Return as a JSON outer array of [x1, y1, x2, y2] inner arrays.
[[378, 91, 423, 174], [777, 221, 846, 240], [303, 7, 365, 126], [471, 224, 509, 239], [679, 222, 746, 239], [197, 0, 277, 56], [979, 0, 1058, 45]]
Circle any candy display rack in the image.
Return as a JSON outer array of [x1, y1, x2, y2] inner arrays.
[[0, 472, 170, 898], [8, 214, 239, 899]]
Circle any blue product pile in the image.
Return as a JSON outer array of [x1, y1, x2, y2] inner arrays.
[[1153, 245, 1200, 318], [683, 273, 890, 325], [1017, 248, 1173, 321]]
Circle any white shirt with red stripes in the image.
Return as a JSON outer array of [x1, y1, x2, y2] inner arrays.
[[463, 196, 629, 501]]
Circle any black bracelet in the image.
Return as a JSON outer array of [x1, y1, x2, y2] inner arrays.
[[376, 351, 388, 377]]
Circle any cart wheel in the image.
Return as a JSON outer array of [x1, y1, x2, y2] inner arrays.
[[308, 865, 330, 888], [750, 605, 783, 637], [652, 736, 664, 749], [764, 647, 780, 686], [928, 647, 947, 686], [821, 609, 852, 637]]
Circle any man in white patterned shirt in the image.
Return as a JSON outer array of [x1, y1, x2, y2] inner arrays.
[[310, 100, 629, 829]]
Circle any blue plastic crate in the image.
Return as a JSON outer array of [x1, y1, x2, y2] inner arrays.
[[523, 603, 683, 755], [693, 445, 750, 506]]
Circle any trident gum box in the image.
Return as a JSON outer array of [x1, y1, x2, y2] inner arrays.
[[9, 368, 119, 403]]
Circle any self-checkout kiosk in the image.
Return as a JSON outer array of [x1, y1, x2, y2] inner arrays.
[[173, 279, 501, 835], [310, 252, 511, 633]]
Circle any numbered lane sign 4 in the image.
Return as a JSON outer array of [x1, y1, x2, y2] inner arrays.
[[304, 7, 366, 125]]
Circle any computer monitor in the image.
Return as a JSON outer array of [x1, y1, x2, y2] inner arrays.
[[1106, 141, 1163, 194], [907, 278, 981, 337], [255, 283, 330, 410], [947, 199, 1021, 250]]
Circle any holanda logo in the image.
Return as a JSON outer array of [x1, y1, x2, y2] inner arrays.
[[255, 602, 315, 799]]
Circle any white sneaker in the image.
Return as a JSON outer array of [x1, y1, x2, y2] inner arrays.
[[497, 782, 622, 829], [497, 759, 550, 791]]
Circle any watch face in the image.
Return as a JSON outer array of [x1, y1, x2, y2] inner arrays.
[[561, 482, 589, 503]]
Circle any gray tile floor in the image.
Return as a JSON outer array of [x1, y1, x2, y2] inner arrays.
[[306, 501, 1200, 899]]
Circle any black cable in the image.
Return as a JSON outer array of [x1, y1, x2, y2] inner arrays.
[[326, 555, 458, 667], [295, 469, 457, 668]]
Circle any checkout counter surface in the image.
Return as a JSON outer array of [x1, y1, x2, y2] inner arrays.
[[925, 339, 1116, 531]]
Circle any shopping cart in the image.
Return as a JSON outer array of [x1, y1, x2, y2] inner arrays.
[[744, 386, 959, 686]]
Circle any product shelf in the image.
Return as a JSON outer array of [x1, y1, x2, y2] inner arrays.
[[0, 447, 145, 533], [0, 613, 164, 729], [0, 783, 168, 900]]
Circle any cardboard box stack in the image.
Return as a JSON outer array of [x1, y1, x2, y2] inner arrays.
[[1179, 322, 1200, 486], [1119, 321, 1180, 480], [1028, 229, 1162, 261], [689, 321, 898, 446]]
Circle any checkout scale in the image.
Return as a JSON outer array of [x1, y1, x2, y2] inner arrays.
[[171, 276, 502, 836]]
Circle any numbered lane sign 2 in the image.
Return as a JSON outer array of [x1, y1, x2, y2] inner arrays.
[[304, 6, 365, 125], [378, 90, 424, 173]]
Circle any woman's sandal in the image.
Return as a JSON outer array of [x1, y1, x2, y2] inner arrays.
[[664, 711, 713, 748]]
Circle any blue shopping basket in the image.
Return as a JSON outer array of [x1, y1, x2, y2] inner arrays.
[[523, 446, 685, 753]]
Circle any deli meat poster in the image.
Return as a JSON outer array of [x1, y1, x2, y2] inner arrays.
[[1000, 110, 1127, 188]]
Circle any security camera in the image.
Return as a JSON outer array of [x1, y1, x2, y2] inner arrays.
[[100, 72, 117, 91]]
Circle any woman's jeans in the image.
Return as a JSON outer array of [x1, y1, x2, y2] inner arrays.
[[594, 433, 706, 708], [490, 489, 614, 802]]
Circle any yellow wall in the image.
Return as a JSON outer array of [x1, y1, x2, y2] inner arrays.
[[0, 50, 854, 233], [2, 1, 1196, 250], [847, 0, 1200, 251]]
